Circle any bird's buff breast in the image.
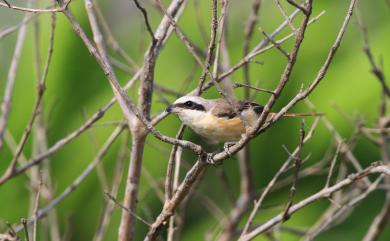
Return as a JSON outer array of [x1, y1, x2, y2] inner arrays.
[[181, 112, 246, 142]]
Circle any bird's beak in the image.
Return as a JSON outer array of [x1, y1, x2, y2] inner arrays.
[[166, 104, 173, 113]]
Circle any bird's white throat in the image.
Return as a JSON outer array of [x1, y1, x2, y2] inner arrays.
[[177, 109, 208, 127]]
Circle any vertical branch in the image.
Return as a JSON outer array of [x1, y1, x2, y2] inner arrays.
[[358, 9, 390, 240], [119, 1, 189, 240], [119, 134, 147, 241], [242, 0, 261, 98], [0, 0, 57, 188], [274, 0, 296, 32], [92, 0, 138, 72], [165, 126, 185, 241], [119, 0, 158, 238], [282, 121, 305, 221], [165, 126, 185, 201], [362, 192, 390, 241], [22, 219, 30, 241], [196, 0, 218, 94], [32, 174, 42, 241], [94, 134, 128, 241], [220, 0, 260, 236], [219, 0, 257, 236], [163, 0, 220, 238], [31, 2, 61, 240], [0, 6, 30, 150], [145, 160, 208, 241], [11, 123, 126, 234]]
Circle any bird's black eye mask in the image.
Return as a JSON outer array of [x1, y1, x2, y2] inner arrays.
[[175, 101, 206, 111]]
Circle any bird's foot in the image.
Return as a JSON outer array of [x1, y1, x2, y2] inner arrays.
[[205, 153, 216, 165], [223, 142, 237, 157]]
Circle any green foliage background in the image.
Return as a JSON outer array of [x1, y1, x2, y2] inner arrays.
[[0, 0, 390, 240]]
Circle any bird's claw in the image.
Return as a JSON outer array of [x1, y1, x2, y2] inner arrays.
[[206, 153, 216, 165], [223, 142, 236, 157]]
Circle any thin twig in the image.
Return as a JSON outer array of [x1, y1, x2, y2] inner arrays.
[[92, 0, 138, 71], [242, 0, 262, 98], [259, 26, 290, 59], [274, 0, 296, 32], [146, 2, 316, 239], [196, 0, 218, 93], [356, 11, 390, 97], [21, 219, 30, 241], [32, 174, 43, 241], [234, 82, 276, 95], [0, 0, 70, 13], [0, 14, 37, 39], [240, 163, 390, 241], [2, 0, 10, 7], [211, 0, 314, 164], [116, 1, 189, 240], [362, 193, 390, 241], [282, 121, 305, 221], [12, 124, 126, 234], [287, 0, 308, 15], [303, 175, 383, 241], [132, 0, 157, 44], [325, 143, 342, 189], [93, 134, 128, 241], [0, 73, 138, 185], [0, 5, 56, 184], [0, 7, 30, 150], [306, 98, 370, 185], [240, 117, 319, 238], [105, 192, 151, 227]]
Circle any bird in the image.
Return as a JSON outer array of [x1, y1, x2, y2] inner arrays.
[[166, 96, 322, 144]]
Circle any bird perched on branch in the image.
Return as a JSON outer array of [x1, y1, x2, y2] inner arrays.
[[166, 96, 322, 144]]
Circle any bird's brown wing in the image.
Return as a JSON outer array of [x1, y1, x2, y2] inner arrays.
[[209, 99, 265, 119], [209, 99, 238, 119]]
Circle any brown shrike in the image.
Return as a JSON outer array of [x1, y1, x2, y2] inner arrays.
[[166, 96, 322, 144]]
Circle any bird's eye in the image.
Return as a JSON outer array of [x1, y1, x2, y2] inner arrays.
[[184, 101, 193, 107]]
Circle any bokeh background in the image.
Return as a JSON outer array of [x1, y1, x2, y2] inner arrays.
[[1, 0, 390, 240]]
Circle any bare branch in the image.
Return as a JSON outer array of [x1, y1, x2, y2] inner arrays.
[[274, 0, 296, 32], [32, 174, 43, 241], [132, 0, 157, 44], [93, 134, 128, 241], [362, 194, 390, 241], [325, 143, 342, 189], [240, 117, 320, 238], [105, 192, 151, 227], [0, 7, 57, 184], [196, 0, 218, 93], [0, 0, 70, 13], [211, 0, 315, 163], [0, 7, 29, 150], [234, 82, 276, 95], [0, 14, 37, 39], [21, 219, 30, 241], [282, 121, 305, 221], [356, 11, 390, 97], [242, 0, 262, 98], [302, 175, 383, 241], [240, 162, 390, 241], [12, 123, 126, 234], [286, 0, 309, 15], [258, 26, 290, 59], [145, 159, 208, 240]]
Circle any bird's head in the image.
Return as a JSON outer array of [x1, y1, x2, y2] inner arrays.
[[166, 96, 211, 113], [166, 96, 211, 125]]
